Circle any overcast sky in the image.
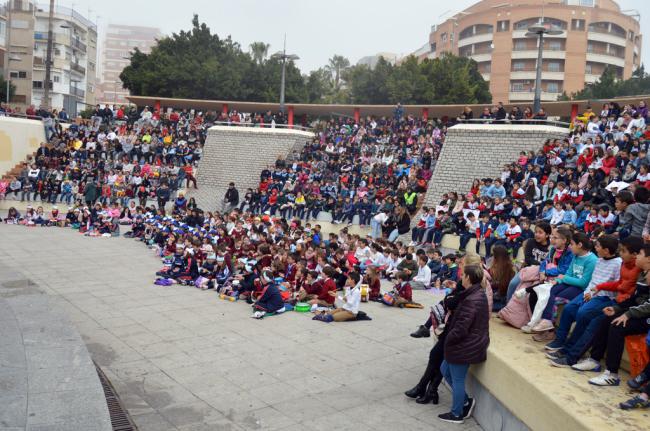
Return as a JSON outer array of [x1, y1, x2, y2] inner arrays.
[[61, 0, 648, 73]]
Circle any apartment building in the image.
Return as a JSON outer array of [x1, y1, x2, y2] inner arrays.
[[5, 0, 97, 115], [414, 0, 641, 103], [97, 24, 161, 105]]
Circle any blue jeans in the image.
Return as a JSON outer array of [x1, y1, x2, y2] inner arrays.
[[440, 360, 470, 417], [558, 295, 613, 363], [541, 282, 583, 321], [388, 228, 400, 243], [371, 218, 382, 239]]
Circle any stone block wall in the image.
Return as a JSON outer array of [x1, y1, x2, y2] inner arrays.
[[190, 126, 314, 210], [423, 124, 569, 207]]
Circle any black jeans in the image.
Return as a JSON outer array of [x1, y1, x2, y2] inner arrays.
[[416, 337, 445, 391], [590, 313, 650, 374]]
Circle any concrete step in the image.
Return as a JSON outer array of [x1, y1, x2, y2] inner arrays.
[[470, 317, 648, 431]]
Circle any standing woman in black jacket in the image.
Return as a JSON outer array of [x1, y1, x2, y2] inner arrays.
[[438, 264, 490, 424]]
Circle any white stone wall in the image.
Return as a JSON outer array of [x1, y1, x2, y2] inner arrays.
[[190, 126, 315, 211]]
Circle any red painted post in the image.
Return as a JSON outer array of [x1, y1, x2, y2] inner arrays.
[[354, 107, 360, 124], [154, 100, 161, 117], [422, 107, 429, 121], [570, 103, 579, 122], [222, 104, 229, 117], [288, 105, 294, 128]]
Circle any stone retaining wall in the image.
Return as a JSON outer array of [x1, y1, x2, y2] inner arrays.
[[423, 124, 569, 207], [191, 126, 314, 210]]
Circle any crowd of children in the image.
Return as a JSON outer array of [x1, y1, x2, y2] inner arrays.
[[3, 101, 650, 419]]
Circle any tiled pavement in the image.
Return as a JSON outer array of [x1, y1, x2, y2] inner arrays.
[[0, 225, 481, 431]]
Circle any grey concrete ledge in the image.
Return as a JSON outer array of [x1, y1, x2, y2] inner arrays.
[[0, 264, 112, 431], [207, 125, 315, 138]]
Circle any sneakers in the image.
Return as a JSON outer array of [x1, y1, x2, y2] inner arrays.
[[619, 395, 650, 410], [521, 324, 533, 334], [438, 412, 464, 424], [532, 319, 555, 333], [589, 371, 620, 386], [549, 357, 571, 368], [571, 358, 602, 372], [410, 325, 431, 338], [627, 372, 648, 390], [251, 311, 265, 319], [545, 350, 565, 360], [532, 330, 555, 343], [462, 398, 475, 419], [544, 339, 564, 352]]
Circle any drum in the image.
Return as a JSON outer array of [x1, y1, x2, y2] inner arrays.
[[360, 284, 369, 302], [294, 302, 311, 312]]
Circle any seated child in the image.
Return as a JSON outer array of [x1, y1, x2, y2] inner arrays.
[[195, 253, 217, 290], [251, 270, 286, 319], [546, 235, 622, 367], [320, 272, 362, 322], [387, 271, 413, 308]]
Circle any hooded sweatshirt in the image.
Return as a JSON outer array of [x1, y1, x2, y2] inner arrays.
[[561, 252, 598, 290], [621, 203, 650, 237]]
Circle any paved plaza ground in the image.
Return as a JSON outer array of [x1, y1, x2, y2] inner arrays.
[[0, 225, 480, 431]]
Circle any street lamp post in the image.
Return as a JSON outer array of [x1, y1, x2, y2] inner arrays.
[[43, 0, 55, 110], [525, 23, 563, 114], [271, 37, 299, 114]]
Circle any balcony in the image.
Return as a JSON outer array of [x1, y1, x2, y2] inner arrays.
[[509, 91, 562, 102], [481, 73, 490, 81], [511, 50, 565, 60], [467, 52, 492, 63], [458, 32, 493, 48], [585, 74, 601, 84], [510, 70, 564, 80], [512, 29, 566, 39], [585, 52, 625, 68], [70, 87, 85, 98], [70, 62, 86, 75], [587, 31, 627, 47], [71, 38, 87, 53]]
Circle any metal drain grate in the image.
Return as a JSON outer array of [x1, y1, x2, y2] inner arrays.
[[95, 363, 138, 431]]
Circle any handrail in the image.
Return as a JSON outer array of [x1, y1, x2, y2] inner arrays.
[[456, 118, 570, 128], [209, 120, 313, 132], [0, 111, 74, 124]]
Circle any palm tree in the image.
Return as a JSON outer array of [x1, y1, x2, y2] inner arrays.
[[326, 55, 350, 89], [249, 42, 270, 65]]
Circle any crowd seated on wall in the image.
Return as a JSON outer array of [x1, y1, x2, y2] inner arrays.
[[2, 100, 650, 418]]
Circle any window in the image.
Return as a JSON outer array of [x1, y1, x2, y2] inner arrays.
[[430, 42, 436, 53], [585, 63, 593, 74], [513, 61, 526, 71], [548, 40, 562, 51], [587, 42, 594, 53], [10, 71, 27, 79], [547, 82, 559, 93], [514, 40, 527, 51], [571, 19, 585, 31], [11, 19, 29, 29], [32, 81, 52, 89], [53, 75, 60, 83], [441, 32, 448, 42], [629, 31, 635, 41], [547, 61, 561, 72], [497, 20, 510, 32], [511, 82, 525, 92]]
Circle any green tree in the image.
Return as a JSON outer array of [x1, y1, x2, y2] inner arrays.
[[326, 55, 351, 90], [249, 42, 270, 65], [566, 65, 650, 100], [120, 15, 308, 102]]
